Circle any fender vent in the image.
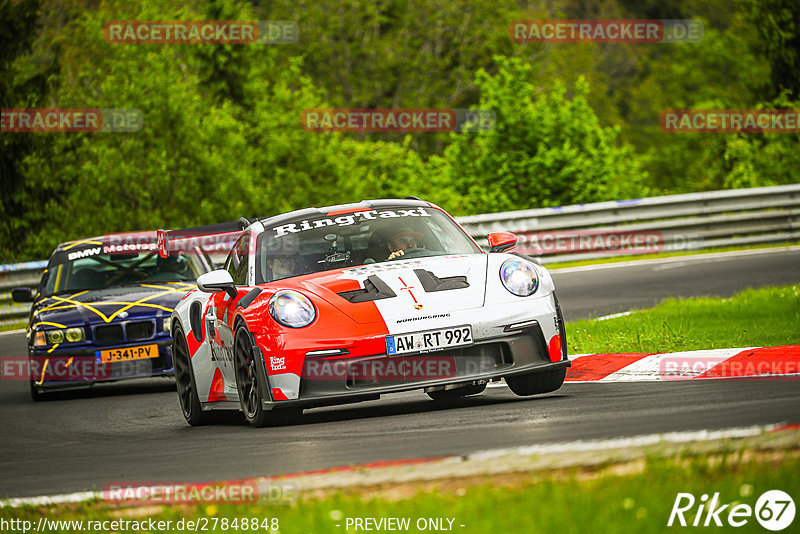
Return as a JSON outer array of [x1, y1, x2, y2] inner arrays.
[[414, 269, 469, 292], [189, 301, 203, 343], [338, 275, 397, 302]]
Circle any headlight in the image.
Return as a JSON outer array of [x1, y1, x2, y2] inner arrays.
[[500, 258, 539, 297], [46, 330, 64, 344], [269, 290, 316, 328], [65, 327, 84, 342], [163, 316, 172, 333], [43, 327, 84, 345]]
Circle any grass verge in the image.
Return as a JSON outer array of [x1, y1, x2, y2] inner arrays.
[[0, 320, 26, 333], [566, 284, 800, 354]]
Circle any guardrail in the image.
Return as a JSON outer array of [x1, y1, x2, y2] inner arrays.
[[1, 184, 798, 324], [456, 184, 800, 263], [0, 261, 47, 324]]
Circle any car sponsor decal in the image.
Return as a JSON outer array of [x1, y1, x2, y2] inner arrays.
[[271, 208, 431, 238], [33, 282, 194, 324], [395, 313, 451, 324], [269, 356, 286, 371], [397, 276, 420, 309], [67, 247, 102, 261]]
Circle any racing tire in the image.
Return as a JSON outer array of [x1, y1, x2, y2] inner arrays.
[[173, 325, 213, 426], [426, 382, 486, 401], [505, 367, 566, 396], [234, 325, 272, 428]]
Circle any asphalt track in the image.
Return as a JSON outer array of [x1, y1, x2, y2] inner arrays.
[[1, 248, 798, 499]]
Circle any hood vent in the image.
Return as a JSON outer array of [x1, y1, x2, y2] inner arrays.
[[414, 269, 469, 292], [338, 275, 397, 303]]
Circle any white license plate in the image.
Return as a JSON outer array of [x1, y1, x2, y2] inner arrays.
[[386, 326, 473, 356]]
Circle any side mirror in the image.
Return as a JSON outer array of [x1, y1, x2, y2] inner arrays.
[[487, 232, 517, 253], [196, 270, 237, 299], [11, 287, 35, 303]]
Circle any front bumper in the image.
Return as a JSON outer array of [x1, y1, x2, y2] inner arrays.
[[28, 338, 174, 391], [258, 321, 569, 410]]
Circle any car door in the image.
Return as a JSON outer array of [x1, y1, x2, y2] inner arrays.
[[209, 233, 250, 390]]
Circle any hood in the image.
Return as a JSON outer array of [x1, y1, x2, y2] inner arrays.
[[31, 282, 195, 327], [288, 254, 488, 324]]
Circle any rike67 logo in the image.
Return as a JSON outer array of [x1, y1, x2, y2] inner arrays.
[[668, 490, 795, 531]]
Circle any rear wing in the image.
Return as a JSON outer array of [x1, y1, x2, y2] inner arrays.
[[157, 220, 249, 259]]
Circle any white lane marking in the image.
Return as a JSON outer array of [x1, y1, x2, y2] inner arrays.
[[594, 311, 633, 321], [2, 490, 96, 507], [550, 245, 800, 274], [467, 424, 780, 461], [0, 329, 26, 336]]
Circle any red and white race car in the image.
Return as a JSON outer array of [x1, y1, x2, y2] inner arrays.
[[165, 199, 569, 426]]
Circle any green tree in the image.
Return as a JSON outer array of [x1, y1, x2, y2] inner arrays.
[[744, 0, 800, 100], [0, 0, 59, 261], [435, 57, 648, 215]]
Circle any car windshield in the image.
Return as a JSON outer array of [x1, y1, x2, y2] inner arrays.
[[42, 250, 210, 297], [255, 205, 482, 283]]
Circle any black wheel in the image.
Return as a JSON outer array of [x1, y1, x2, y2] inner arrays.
[[29, 380, 46, 402], [505, 367, 566, 396], [173, 324, 212, 426], [234, 324, 273, 427], [426, 382, 486, 401]]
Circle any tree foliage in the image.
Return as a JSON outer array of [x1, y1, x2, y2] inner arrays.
[[434, 57, 647, 214]]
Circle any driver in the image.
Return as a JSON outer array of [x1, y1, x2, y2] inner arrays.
[[387, 228, 424, 260], [267, 254, 296, 280], [264, 239, 300, 281]]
